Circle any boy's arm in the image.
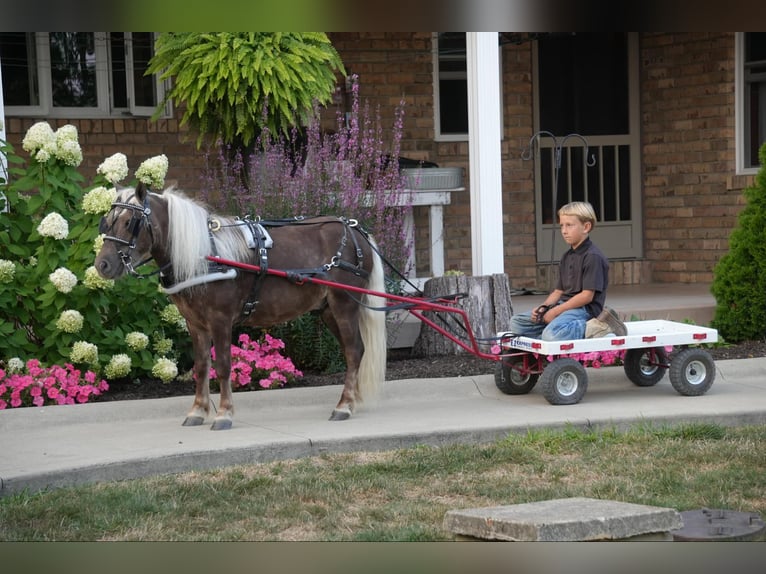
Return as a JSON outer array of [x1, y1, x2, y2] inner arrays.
[[539, 289, 595, 323]]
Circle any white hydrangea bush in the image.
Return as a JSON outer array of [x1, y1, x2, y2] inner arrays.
[[1, 121, 191, 389]]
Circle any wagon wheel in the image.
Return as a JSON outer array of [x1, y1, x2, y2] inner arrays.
[[540, 358, 588, 405], [495, 354, 539, 395], [668, 348, 716, 396], [623, 347, 669, 387]]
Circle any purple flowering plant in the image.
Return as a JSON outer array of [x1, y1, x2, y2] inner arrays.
[[200, 75, 413, 276]]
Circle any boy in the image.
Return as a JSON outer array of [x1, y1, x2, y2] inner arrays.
[[508, 201, 626, 341]]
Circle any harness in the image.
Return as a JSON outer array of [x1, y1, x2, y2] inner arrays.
[[209, 215, 369, 317], [99, 194, 168, 278]]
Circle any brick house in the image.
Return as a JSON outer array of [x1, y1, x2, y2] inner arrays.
[[2, 32, 763, 291]]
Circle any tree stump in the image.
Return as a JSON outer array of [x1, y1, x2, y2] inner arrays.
[[412, 273, 514, 355]]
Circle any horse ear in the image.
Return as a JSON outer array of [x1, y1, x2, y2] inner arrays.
[[135, 181, 149, 201]]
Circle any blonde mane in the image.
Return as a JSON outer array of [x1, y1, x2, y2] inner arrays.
[[115, 187, 248, 283], [162, 189, 251, 283]]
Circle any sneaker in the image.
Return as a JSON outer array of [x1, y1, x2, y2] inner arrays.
[[597, 307, 627, 336], [585, 318, 610, 338]]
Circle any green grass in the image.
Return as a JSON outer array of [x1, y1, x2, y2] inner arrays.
[[1, 422, 764, 541]]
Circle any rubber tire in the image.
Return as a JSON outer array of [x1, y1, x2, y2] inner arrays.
[[623, 347, 669, 387], [495, 355, 539, 395], [540, 358, 588, 405], [668, 348, 716, 396]]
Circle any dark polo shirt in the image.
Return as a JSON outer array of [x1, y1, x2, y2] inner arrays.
[[555, 237, 608, 318]]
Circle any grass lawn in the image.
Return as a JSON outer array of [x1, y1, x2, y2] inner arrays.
[[1, 422, 764, 541]]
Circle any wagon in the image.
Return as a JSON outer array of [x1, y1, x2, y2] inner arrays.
[[494, 320, 718, 405], [206, 256, 719, 408]]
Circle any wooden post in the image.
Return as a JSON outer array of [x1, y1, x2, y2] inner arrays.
[[412, 273, 514, 355]]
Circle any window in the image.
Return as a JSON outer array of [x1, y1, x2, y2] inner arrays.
[[433, 32, 503, 141], [737, 32, 766, 172], [0, 32, 169, 118], [434, 32, 468, 139]]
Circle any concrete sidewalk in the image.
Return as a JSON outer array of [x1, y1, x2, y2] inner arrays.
[[2, 357, 766, 497]]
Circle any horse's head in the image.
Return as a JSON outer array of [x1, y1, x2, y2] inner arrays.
[[95, 182, 158, 279]]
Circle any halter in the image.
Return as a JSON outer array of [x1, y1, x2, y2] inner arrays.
[[99, 194, 160, 277]]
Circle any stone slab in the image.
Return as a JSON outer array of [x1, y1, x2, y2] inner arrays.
[[443, 497, 683, 541]]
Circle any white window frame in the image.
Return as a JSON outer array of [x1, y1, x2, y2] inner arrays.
[[735, 32, 765, 175], [432, 32, 503, 142], [3, 32, 170, 119]]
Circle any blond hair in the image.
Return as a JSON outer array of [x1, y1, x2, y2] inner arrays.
[[558, 201, 597, 229]]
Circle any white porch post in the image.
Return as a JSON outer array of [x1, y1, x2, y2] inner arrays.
[[466, 32, 504, 275], [0, 55, 8, 213]]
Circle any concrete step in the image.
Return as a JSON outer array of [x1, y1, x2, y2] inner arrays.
[[444, 497, 683, 541]]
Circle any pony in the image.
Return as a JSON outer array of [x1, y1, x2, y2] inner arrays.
[[94, 182, 387, 430]]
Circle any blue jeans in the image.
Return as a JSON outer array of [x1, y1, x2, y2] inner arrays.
[[508, 306, 590, 341]]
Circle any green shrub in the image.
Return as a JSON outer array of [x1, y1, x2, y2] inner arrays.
[[711, 142, 766, 342]]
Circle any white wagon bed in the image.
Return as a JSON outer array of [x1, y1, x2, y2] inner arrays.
[[497, 319, 718, 356], [493, 320, 718, 405]]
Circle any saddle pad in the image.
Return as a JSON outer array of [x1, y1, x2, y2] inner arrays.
[[235, 221, 274, 250]]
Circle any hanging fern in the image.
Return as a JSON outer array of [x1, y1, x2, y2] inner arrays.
[[147, 32, 345, 148]]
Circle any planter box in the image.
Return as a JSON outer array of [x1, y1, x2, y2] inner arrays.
[[402, 167, 463, 190]]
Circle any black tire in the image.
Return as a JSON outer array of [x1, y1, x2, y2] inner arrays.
[[623, 347, 669, 387], [540, 358, 588, 405], [495, 355, 539, 395], [668, 348, 716, 396]]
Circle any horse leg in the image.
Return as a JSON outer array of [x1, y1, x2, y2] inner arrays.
[[322, 306, 364, 421], [210, 323, 235, 431], [183, 326, 212, 426]]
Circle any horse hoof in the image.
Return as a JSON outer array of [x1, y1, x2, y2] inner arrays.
[[329, 409, 351, 421], [211, 418, 233, 431], [182, 416, 205, 426]]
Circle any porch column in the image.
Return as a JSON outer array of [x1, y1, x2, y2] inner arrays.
[[0, 56, 8, 213], [466, 32, 504, 275]]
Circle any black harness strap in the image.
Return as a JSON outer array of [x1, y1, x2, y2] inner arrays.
[[241, 219, 270, 317]]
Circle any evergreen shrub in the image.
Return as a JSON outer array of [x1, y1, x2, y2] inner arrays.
[[711, 142, 766, 342]]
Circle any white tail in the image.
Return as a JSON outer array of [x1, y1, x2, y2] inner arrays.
[[356, 246, 387, 405]]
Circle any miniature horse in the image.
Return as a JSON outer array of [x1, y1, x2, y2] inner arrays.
[[95, 183, 387, 430]]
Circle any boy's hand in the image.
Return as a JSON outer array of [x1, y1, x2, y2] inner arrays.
[[533, 304, 552, 324]]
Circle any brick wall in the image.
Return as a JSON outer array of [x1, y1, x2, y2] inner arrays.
[[640, 32, 752, 284], [4, 114, 204, 192]]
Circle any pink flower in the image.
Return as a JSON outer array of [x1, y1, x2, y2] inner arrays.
[[208, 335, 300, 391]]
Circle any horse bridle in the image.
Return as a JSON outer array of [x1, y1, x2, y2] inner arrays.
[[99, 194, 159, 277]]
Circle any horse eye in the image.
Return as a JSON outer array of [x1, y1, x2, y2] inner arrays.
[[98, 217, 108, 233]]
